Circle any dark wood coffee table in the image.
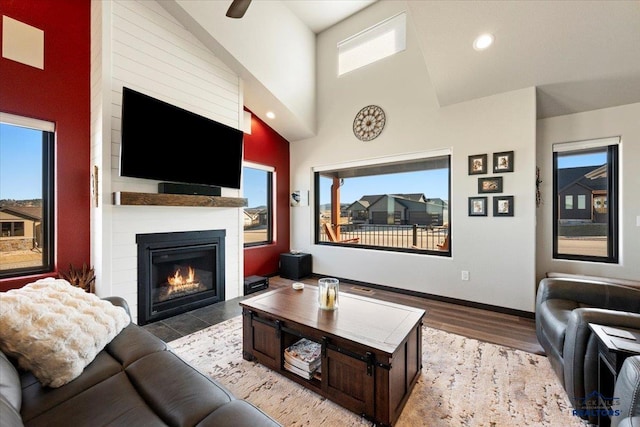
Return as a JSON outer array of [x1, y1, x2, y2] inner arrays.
[[240, 285, 425, 426]]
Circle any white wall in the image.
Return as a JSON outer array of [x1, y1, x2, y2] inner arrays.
[[536, 102, 640, 282], [159, 0, 316, 141], [290, 1, 538, 312], [91, 0, 244, 322]]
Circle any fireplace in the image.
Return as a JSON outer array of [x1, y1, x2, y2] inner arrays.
[[136, 230, 225, 325]]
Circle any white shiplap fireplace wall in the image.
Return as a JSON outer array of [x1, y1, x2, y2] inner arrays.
[[91, 0, 244, 323]]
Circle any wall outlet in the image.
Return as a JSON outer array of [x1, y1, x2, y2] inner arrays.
[[461, 270, 470, 281]]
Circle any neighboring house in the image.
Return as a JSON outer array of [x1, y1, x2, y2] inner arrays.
[[345, 194, 443, 226], [0, 206, 41, 251], [557, 166, 608, 223], [243, 210, 255, 228], [243, 208, 268, 228]]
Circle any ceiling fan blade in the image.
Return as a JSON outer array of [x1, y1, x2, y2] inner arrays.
[[226, 0, 252, 19]]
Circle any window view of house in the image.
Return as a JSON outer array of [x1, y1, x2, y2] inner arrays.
[[315, 155, 450, 254], [553, 141, 618, 262], [0, 117, 54, 277], [243, 165, 273, 246]]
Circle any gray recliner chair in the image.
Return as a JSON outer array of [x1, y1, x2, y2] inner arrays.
[[535, 275, 640, 422], [612, 355, 640, 427]]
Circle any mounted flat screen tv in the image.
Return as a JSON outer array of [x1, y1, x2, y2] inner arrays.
[[120, 87, 243, 189]]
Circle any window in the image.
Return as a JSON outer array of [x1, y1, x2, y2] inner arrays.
[[338, 12, 406, 76], [565, 195, 573, 210], [314, 152, 450, 255], [243, 163, 274, 247], [0, 113, 55, 278], [553, 137, 619, 263], [577, 195, 586, 210]]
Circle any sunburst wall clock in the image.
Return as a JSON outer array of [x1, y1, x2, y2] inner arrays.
[[353, 105, 386, 141]]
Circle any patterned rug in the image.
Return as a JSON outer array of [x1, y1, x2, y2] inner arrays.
[[168, 316, 583, 426]]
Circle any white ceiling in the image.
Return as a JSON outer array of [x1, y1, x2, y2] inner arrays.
[[279, 0, 640, 120], [282, 0, 377, 34], [168, 0, 640, 140]]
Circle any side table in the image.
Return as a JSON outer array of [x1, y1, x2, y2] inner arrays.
[[588, 323, 640, 427], [279, 252, 312, 280]]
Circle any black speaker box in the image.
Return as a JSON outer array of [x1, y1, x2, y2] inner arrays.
[[158, 182, 221, 196], [244, 275, 269, 295]]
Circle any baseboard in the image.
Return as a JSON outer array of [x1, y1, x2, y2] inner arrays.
[[308, 273, 535, 319]]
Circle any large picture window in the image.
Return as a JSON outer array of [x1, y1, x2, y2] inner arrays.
[[243, 163, 274, 247], [0, 113, 54, 278], [553, 137, 619, 263], [314, 153, 450, 255]]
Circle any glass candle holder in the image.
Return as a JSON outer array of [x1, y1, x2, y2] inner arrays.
[[318, 278, 339, 310]]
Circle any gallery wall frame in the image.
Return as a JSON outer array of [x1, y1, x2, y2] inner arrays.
[[468, 153, 488, 175], [493, 195, 514, 216], [493, 151, 514, 173], [468, 196, 488, 216], [478, 176, 503, 194]]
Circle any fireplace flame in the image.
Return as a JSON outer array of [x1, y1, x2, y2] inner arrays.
[[168, 266, 197, 286], [165, 266, 203, 298]]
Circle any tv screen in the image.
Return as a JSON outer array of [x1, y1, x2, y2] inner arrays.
[[120, 87, 244, 189]]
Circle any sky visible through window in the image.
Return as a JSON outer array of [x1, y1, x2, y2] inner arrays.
[[557, 151, 606, 169], [320, 169, 449, 206], [0, 123, 43, 200], [243, 167, 268, 209]]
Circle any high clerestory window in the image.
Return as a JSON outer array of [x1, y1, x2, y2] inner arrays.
[[553, 137, 619, 263], [314, 151, 451, 256], [338, 12, 407, 76], [0, 112, 55, 278]]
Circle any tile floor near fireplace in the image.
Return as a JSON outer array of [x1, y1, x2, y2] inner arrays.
[[141, 295, 244, 342]]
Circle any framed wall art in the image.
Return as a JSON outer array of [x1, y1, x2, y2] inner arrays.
[[493, 195, 514, 216], [478, 176, 503, 193], [468, 196, 488, 216], [493, 151, 514, 173], [468, 154, 488, 175]]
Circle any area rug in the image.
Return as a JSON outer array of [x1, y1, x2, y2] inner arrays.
[[168, 316, 583, 426]]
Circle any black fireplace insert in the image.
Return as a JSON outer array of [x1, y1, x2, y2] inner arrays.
[[136, 230, 225, 325]]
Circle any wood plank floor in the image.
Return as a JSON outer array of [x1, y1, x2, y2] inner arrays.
[[144, 275, 544, 356]]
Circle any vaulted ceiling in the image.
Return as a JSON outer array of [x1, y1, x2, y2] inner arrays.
[[167, 0, 640, 141]]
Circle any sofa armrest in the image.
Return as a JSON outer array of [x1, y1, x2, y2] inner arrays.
[[103, 296, 132, 319], [612, 356, 640, 427], [537, 278, 640, 312], [546, 272, 640, 290], [563, 308, 640, 406]]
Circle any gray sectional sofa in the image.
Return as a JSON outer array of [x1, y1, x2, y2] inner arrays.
[[0, 296, 281, 427]]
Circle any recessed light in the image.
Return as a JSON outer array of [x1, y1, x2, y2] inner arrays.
[[266, 111, 276, 119], [473, 33, 494, 51]]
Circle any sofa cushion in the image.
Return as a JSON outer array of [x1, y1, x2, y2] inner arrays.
[[104, 322, 167, 367], [23, 372, 167, 427], [125, 351, 235, 426], [0, 279, 130, 388], [19, 351, 123, 423]]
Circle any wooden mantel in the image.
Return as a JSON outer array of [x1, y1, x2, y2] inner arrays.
[[113, 191, 247, 208]]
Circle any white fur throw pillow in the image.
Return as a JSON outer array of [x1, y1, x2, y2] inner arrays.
[[0, 278, 130, 388]]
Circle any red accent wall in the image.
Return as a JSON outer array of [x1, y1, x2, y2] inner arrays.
[[243, 109, 290, 277], [0, 0, 90, 290]]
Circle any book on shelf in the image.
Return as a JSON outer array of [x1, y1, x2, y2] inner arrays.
[[284, 338, 321, 372], [284, 361, 322, 381], [284, 361, 314, 380]]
